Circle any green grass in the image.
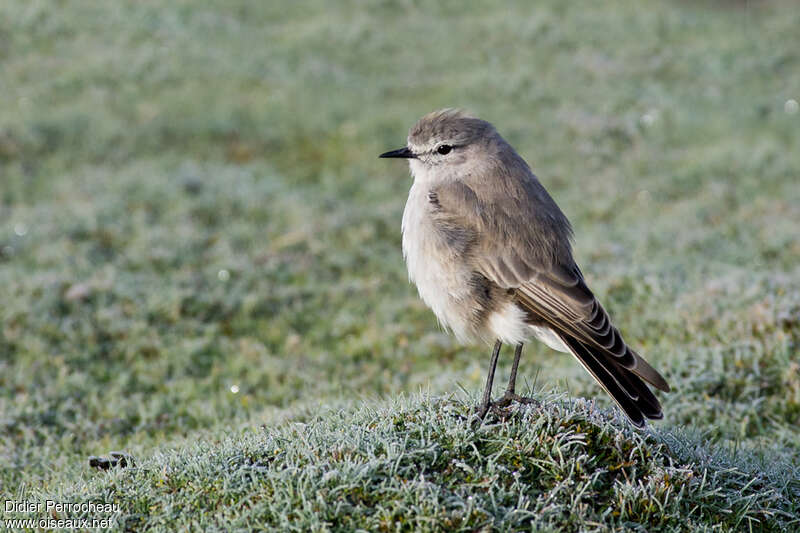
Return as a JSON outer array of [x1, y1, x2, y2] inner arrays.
[[1, 0, 799, 530], [36, 396, 800, 531]]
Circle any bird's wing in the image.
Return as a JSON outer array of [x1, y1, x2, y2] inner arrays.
[[429, 178, 670, 399]]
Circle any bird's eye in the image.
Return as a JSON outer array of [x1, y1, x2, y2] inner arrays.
[[437, 144, 452, 155]]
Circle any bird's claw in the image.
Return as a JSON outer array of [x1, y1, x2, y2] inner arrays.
[[473, 391, 538, 423]]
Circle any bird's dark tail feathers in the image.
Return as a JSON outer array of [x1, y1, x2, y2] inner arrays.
[[557, 333, 664, 427]]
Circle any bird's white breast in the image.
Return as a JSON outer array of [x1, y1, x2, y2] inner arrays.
[[402, 181, 476, 342]]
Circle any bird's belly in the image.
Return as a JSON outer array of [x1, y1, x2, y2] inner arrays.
[[404, 236, 475, 341]]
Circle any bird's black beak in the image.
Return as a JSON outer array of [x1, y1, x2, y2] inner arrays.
[[379, 146, 416, 159]]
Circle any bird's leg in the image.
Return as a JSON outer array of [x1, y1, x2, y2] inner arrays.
[[495, 343, 537, 409], [475, 340, 502, 419], [505, 343, 524, 396]]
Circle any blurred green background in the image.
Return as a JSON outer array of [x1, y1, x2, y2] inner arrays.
[[1, 0, 798, 510]]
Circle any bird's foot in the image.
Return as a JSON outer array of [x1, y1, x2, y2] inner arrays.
[[496, 391, 537, 408], [490, 391, 538, 419], [474, 402, 490, 422], [473, 392, 538, 422]]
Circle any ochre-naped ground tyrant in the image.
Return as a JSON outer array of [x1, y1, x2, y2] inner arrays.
[[381, 109, 670, 426]]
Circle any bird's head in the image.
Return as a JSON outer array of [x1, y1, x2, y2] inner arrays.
[[380, 109, 498, 179]]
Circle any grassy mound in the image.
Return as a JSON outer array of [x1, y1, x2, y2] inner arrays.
[[38, 395, 799, 532]]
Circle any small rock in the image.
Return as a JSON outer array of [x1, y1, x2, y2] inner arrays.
[[89, 456, 112, 470], [109, 451, 135, 468], [89, 451, 135, 470]]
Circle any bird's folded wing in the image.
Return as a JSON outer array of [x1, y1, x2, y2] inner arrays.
[[511, 265, 670, 393], [430, 179, 669, 393]]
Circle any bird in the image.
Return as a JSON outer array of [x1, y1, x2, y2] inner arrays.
[[380, 109, 669, 426]]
